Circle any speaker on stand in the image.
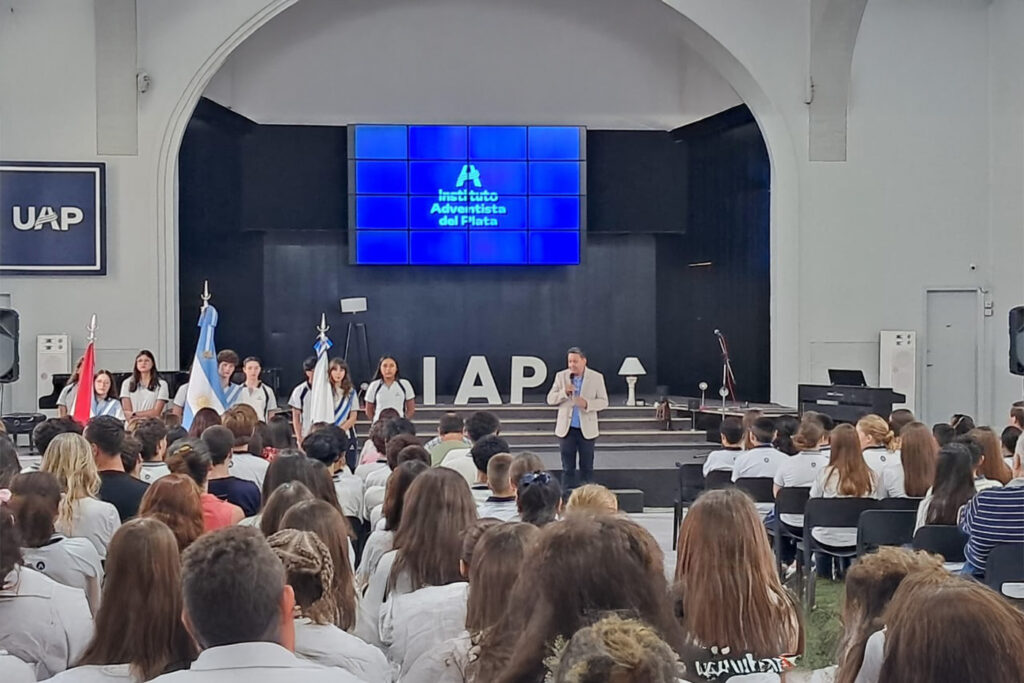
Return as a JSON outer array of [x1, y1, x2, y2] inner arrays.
[[1010, 306, 1024, 382], [0, 308, 20, 415]]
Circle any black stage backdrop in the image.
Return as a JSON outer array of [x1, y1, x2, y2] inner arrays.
[[179, 99, 769, 401]]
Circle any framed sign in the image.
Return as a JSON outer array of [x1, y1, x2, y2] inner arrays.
[[0, 161, 106, 275]]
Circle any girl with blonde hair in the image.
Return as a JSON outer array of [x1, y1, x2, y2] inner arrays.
[[40, 432, 121, 559], [856, 414, 898, 474]]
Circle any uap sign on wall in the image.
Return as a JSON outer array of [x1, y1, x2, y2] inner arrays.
[[0, 162, 106, 274]]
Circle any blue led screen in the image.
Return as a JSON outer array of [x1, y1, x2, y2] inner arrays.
[[349, 125, 585, 265]]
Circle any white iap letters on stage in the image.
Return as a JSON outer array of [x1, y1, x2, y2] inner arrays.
[[421, 355, 549, 405]]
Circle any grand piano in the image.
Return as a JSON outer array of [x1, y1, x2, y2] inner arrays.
[[797, 384, 906, 424]]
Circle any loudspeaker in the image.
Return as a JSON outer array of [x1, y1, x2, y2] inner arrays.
[[0, 309, 19, 383], [1011, 306, 1024, 376]]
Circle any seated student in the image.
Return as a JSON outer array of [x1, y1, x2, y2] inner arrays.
[[702, 416, 745, 476], [85, 416, 149, 522], [509, 452, 545, 496], [186, 408, 220, 439], [355, 468, 477, 647], [810, 424, 882, 549], [129, 416, 171, 484], [675, 488, 803, 676], [357, 408, 399, 467], [932, 422, 955, 447], [804, 410, 835, 458], [879, 421, 935, 498], [355, 460, 428, 592], [565, 483, 619, 516], [364, 430, 420, 494], [47, 518, 198, 683], [518, 471, 563, 527], [827, 547, 945, 683], [477, 453, 519, 520], [268, 527, 389, 683], [468, 434, 511, 502], [773, 417, 829, 502], [403, 522, 540, 683], [970, 426, 1013, 485], [302, 427, 362, 521], [441, 411, 501, 484], [222, 405, 269, 489], [471, 515, 687, 683], [279, 500, 359, 620], [364, 355, 416, 423], [0, 501, 93, 680], [950, 413, 976, 436], [427, 413, 470, 465], [955, 433, 1003, 492], [120, 435, 143, 479], [914, 443, 976, 532], [40, 432, 121, 559], [733, 416, 788, 517], [55, 356, 85, 419], [773, 414, 801, 456], [165, 438, 244, 530], [257, 414, 295, 461], [258, 481, 315, 537], [1002, 425, 1022, 471], [959, 450, 1024, 578], [150, 527, 362, 683], [91, 369, 126, 420], [549, 615, 683, 683], [202, 425, 261, 517], [369, 444, 431, 528], [32, 417, 84, 464], [287, 356, 317, 445], [887, 408, 916, 446], [876, 573, 1024, 682], [10, 472, 104, 614], [856, 414, 899, 474], [139, 474, 205, 552], [119, 350, 170, 421]]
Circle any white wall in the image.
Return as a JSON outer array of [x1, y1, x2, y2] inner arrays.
[[0, 0, 1021, 422], [204, 0, 742, 129]]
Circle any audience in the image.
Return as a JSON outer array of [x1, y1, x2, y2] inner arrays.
[[139, 473, 205, 552], [476, 453, 519, 520], [40, 432, 121, 558], [32, 417, 84, 464], [810, 423, 881, 551], [357, 408, 399, 467], [701, 416, 745, 476], [955, 433, 1003, 492], [85, 416, 149, 522], [186, 407, 220, 439], [129, 416, 171, 484], [517, 470, 563, 527], [259, 413, 295, 461], [855, 414, 898, 474], [165, 438, 244, 530], [550, 614, 683, 683], [914, 442, 976, 531], [10, 471, 104, 613], [959, 447, 1023, 578], [565, 483, 619, 515], [259, 481, 315, 537], [879, 421, 935, 498], [733, 416, 787, 484], [931, 422, 955, 447], [969, 426, 1013, 485], [428, 412, 469, 465], [441, 411, 501, 483], [48, 518, 197, 682], [356, 459, 429, 591], [950, 413, 976, 436], [120, 434, 143, 478], [203, 425, 261, 517], [508, 452, 545, 495], [0, 436, 19, 487], [887, 408, 916, 444], [772, 414, 800, 455], [468, 434, 511, 500], [222, 405, 269, 489]]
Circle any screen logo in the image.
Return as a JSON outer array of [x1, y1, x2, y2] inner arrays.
[[12, 205, 84, 231], [434, 165, 506, 227]]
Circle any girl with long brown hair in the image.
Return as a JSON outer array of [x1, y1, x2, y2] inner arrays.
[[138, 473, 205, 552], [674, 488, 802, 672], [915, 443, 977, 530], [355, 467, 477, 646], [267, 528, 390, 683], [51, 518, 197, 681], [880, 421, 936, 498], [119, 350, 169, 420], [470, 515, 689, 683], [810, 423, 881, 547], [856, 414, 897, 474], [968, 426, 1012, 485]]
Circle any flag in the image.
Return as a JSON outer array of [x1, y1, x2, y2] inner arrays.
[[183, 305, 227, 430], [307, 331, 335, 427], [71, 341, 95, 425]]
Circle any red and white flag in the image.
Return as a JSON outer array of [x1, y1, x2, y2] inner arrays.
[[72, 339, 95, 425]]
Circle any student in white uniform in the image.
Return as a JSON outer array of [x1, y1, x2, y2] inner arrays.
[[268, 527, 390, 683], [476, 454, 519, 521], [150, 526, 362, 683], [810, 424, 882, 549], [171, 380, 188, 420], [355, 468, 477, 647], [772, 417, 830, 526], [236, 356, 278, 422], [328, 359, 360, 469], [364, 355, 416, 423], [55, 356, 85, 418], [732, 417, 788, 516], [222, 406, 269, 490], [47, 518, 198, 683], [91, 370, 125, 421], [856, 414, 899, 474], [467, 435, 511, 503], [440, 411, 501, 485], [40, 433, 121, 560], [0, 502, 94, 680], [130, 417, 171, 484], [120, 351, 170, 420], [215, 349, 242, 408], [702, 416, 745, 476], [879, 421, 935, 499], [300, 428, 362, 520], [287, 356, 316, 445]]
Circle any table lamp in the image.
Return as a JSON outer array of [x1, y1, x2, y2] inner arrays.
[[617, 357, 647, 406]]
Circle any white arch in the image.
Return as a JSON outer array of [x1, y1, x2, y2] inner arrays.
[[154, 0, 802, 402]]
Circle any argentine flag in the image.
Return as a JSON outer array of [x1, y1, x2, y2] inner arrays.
[[183, 305, 227, 430], [307, 330, 336, 427]]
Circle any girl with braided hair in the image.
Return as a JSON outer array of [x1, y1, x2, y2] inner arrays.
[[267, 528, 390, 683]]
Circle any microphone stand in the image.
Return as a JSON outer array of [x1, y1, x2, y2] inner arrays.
[[715, 330, 737, 404]]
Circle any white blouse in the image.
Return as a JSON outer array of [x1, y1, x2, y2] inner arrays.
[[0, 653, 36, 683], [403, 631, 474, 683], [22, 535, 104, 614], [57, 496, 122, 560], [47, 663, 139, 683], [355, 529, 394, 593], [380, 583, 468, 679], [809, 466, 882, 546], [292, 618, 392, 683], [119, 378, 170, 413]]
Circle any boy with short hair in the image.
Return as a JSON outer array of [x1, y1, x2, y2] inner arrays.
[[287, 357, 317, 445], [477, 453, 517, 521], [217, 349, 242, 406], [237, 356, 278, 422], [702, 416, 745, 476], [129, 416, 170, 484]]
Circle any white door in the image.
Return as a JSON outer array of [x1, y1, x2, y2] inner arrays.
[[924, 290, 979, 425]]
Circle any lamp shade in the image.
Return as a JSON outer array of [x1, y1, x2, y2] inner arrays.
[[617, 357, 646, 376]]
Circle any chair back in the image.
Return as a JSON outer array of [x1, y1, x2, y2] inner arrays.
[[856, 509, 916, 556], [879, 497, 924, 511], [912, 525, 968, 563], [735, 477, 775, 503], [703, 469, 733, 491], [676, 463, 705, 506], [774, 487, 811, 517], [984, 543, 1024, 597], [804, 497, 879, 529]]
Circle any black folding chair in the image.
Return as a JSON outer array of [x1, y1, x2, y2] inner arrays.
[[856, 509, 917, 557], [879, 497, 924, 511], [673, 463, 705, 550], [735, 477, 775, 504], [912, 525, 968, 563], [772, 487, 810, 579], [802, 498, 880, 610], [703, 469, 733, 490], [984, 544, 1024, 598]]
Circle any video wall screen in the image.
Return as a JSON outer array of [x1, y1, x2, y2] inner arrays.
[[348, 125, 585, 265]]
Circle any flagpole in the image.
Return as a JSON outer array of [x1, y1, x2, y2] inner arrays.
[[201, 280, 210, 311], [317, 313, 329, 345], [86, 314, 97, 342]]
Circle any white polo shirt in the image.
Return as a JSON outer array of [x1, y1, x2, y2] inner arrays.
[[732, 445, 787, 481], [703, 448, 742, 476], [237, 383, 278, 422], [56, 497, 121, 560], [150, 642, 364, 683], [228, 452, 269, 490], [288, 382, 314, 437], [56, 382, 79, 410], [365, 379, 415, 422], [773, 450, 830, 526], [119, 378, 170, 413], [862, 447, 899, 475], [172, 383, 188, 409], [22, 535, 104, 613], [292, 618, 391, 683]]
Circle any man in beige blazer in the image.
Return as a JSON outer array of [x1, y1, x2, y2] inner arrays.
[[546, 347, 609, 489]]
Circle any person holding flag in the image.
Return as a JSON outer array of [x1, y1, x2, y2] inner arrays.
[[183, 283, 228, 431], [90, 370, 125, 420]]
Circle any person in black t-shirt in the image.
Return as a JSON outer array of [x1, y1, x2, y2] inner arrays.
[[202, 425, 261, 517], [85, 416, 149, 522]]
